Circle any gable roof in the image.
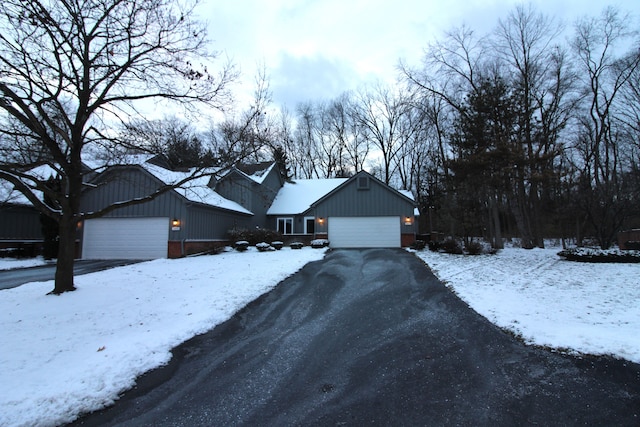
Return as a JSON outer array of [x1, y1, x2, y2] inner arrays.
[[217, 161, 277, 186], [266, 178, 348, 215], [235, 162, 275, 183], [141, 163, 253, 215], [310, 171, 416, 208]]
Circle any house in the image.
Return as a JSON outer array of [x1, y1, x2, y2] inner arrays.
[[60, 157, 418, 259], [266, 171, 417, 248], [0, 162, 98, 257], [79, 159, 253, 259], [0, 182, 43, 257]]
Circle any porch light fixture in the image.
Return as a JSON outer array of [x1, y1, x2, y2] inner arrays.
[[318, 217, 325, 225], [404, 216, 413, 226], [171, 218, 181, 231]]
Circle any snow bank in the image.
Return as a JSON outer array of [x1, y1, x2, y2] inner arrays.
[[415, 247, 640, 363], [0, 248, 326, 427]]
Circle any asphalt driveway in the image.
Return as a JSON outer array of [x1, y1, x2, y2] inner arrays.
[[0, 259, 143, 290], [72, 248, 640, 426]]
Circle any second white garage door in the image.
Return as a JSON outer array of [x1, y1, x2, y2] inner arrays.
[[83, 217, 169, 259], [328, 216, 400, 248]]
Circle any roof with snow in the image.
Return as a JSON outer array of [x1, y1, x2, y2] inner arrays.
[[0, 180, 33, 206], [215, 161, 276, 186], [267, 178, 348, 215], [234, 162, 275, 184], [141, 163, 253, 215]]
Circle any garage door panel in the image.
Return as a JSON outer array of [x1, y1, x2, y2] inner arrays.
[[329, 217, 400, 248], [83, 217, 168, 259]]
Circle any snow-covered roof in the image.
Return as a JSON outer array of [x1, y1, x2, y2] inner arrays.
[[267, 178, 348, 215], [218, 162, 276, 185], [0, 164, 62, 207], [0, 180, 33, 206], [398, 190, 420, 216], [142, 163, 253, 215], [240, 162, 275, 184]]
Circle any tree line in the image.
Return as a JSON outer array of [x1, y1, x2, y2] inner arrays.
[[235, 4, 639, 250]]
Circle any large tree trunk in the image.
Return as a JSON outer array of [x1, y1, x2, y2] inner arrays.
[[50, 215, 77, 295], [490, 194, 504, 249]]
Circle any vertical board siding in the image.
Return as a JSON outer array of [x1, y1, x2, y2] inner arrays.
[[0, 205, 42, 239], [81, 167, 251, 241], [313, 177, 416, 234]]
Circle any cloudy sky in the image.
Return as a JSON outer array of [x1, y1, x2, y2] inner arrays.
[[199, 0, 639, 110]]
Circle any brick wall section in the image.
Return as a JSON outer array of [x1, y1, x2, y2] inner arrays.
[[401, 233, 415, 247], [168, 240, 229, 258], [618, 230, 640, 250]]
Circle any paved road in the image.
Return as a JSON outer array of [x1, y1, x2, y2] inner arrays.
[[71, 249, 640, 426], [0, 259, 143, 290]]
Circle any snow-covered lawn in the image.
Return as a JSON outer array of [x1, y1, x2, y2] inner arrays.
[[0, 247, 326, 427], [0, 256, 47, 270], [414, 247, 640, 364], [1, 246, 639, 427]]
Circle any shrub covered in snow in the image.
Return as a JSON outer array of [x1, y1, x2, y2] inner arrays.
[[310, 239, 329, 248], [271, 241, 283, 250], [234, 241, 249, 252], [227, 227, 282, 246], [256, 242, 275, 252], [290, 242, 304, 249], [557, 247, 640, 263]]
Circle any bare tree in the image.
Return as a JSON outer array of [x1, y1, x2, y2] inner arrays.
[[571, 6, 640, 248], [293, 102, 321, 179], [0, 0, 236, 294], [353, 83, 412, 184], [492, 3, 576, 248]]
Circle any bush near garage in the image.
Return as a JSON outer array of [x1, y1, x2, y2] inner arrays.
[[310, 239, 329, 248], [228, 227, 283, 246]]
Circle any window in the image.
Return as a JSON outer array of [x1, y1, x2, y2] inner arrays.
[[304, 217, 315, 234], [357, 176, 370, 190], [277, 217, 293, 235]]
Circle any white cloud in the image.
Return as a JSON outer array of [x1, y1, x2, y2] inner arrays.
[[201, 0, 640, 109]]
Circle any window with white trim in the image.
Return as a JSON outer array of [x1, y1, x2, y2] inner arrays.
[[277, 217, 293, 234]]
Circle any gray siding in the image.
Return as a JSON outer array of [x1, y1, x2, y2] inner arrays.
[[81, 167, 250, 241], [248, 166, 283, 228], [0, 205, 42, 240], [216, 171, 253, 211], [216, 165, 283, 229], [313, 175, 416, 235], [186, 204, 250, 240]]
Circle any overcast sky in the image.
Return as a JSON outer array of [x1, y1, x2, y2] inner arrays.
[[199, 0, 639, 110]]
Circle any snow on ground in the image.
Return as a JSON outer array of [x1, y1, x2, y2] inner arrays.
[[0, 247, 326, 427], [0, 256, 47, 270], [2, 246, 639, 427], [414, 246, 640, 364]]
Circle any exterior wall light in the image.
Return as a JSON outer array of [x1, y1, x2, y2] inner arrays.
[[171, 218, 181, 231], [318, 217, 325, 225], [404, 216, 413, 226]]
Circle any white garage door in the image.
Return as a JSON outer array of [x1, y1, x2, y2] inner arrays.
[[328, 216, 400, 248], [83, 217, 169, 259]]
